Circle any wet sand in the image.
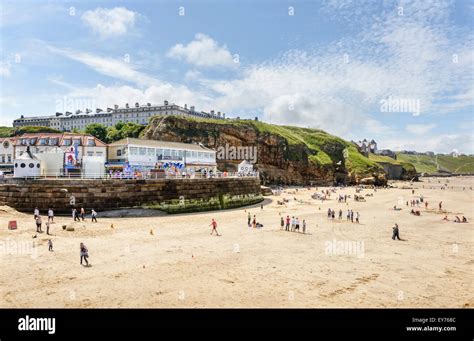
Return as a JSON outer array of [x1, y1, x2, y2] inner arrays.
[[0, 177, 472, 308]]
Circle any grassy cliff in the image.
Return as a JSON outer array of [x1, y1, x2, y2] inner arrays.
[[144, 115, 385, 183]]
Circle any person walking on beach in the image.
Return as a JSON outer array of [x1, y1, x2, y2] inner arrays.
[[252, 215, 257, 229], [210, 219, 220, 236], [280, 217, 284, 230], [285, 215, 290, 231], [338, 209, 342, 220], [80, 207, 86, 221], [439, 201, 443, 210], [355, 212, 360, 224], [48, 208, 54, 223], [80, 242, 89, 266], [46, 221, 51, 235], [392, 223, 401, 240], [35, 215, 42, 233], [91, 209, 98, 223], [350, 210, 354, 223], [247, 212, 251, 227], [302, 219, 306, 234], [73, 208, 80, 222], [34, 207, 39, 220], [48, 239, 53, 252], [346, 209, 350, 221], [291, 216, 296, 232]]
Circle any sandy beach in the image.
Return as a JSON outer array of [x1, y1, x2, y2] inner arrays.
[[0, 177, 472, 308]]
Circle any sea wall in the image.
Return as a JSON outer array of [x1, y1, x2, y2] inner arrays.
[[0, 177, 262, 213]]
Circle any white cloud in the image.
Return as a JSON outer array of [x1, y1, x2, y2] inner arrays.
[[0, 62, 11, 77], [81, 7, 137, 38], [406, 123, 436, 135], [167, 33, 237, 68], [46, 45, 158, 87]]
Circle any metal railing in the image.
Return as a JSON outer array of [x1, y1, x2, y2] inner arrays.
[[0, 171, 260, 181]]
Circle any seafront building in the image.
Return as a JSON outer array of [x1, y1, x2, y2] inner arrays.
[[107, 138, 217, 175], [13, 100, 226, 131], [0, 138, 15, 173], [0, 134, 218, 178]]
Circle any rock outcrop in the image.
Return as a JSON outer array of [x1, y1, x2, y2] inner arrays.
[[142, 115, 388, 186]]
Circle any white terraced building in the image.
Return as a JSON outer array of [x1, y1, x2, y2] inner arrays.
[[13, 100, 227, 132]]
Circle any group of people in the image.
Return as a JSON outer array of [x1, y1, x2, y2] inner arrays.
[[327, 208, 360, 223], [33, 207, 55, 234], [72, 207, 98, 223], [32, 206, 92, 266], [281, 215, 307, 233], [442, 215, 468, 223], [247, 212, 264, 229]]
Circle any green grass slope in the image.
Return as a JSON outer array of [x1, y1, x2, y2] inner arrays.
[[397, 153, 474, 174], [152, 116, 383, 176]]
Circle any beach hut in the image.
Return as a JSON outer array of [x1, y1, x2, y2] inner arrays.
[[13, 147, 41, 178]]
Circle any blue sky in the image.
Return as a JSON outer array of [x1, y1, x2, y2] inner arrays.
[[1, 0, 473, 153]]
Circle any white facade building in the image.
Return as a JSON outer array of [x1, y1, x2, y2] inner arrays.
[[107, 138, 217, 174], [13, 100, 226, 132], [0, 138, 15, 173]]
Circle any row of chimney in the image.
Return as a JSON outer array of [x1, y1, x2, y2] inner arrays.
[[54, 100, 225, 118]]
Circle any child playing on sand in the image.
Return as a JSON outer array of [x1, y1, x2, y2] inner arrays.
[[210, 219, 220, 236], [34, 207, 39, 219], [280, 217, 284, 230], [48, 239, 53, 252], [302, 220, 306, 234]]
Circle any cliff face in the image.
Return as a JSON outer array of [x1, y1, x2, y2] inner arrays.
[[142, 115, 387, 186]]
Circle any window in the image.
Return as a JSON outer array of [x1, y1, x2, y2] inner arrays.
[[7, 156, 11, 162], [20, 163, 26, 168], [1, 156, 4, 163], [96, 152, 103, 156], [186, 151, 192, 158], [87, 152, 94, 157], [164, 149, 171, 157], [39, 139, 46, 145], [63, 140, 71, 146], [139, 148, 146, 156], [29, 163, 34, 168], [117, 150, 122, 157], [129, 147, 138, 155], [87, 139, 96, 146], [73, 139, 81, 146], [147, 148, 154, 156], [192, 151, 197, 158]]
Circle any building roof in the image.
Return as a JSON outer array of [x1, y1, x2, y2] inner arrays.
[[109, 138, 215, 152], [13, 133, 107, 147]]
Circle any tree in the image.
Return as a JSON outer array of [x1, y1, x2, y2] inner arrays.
[[85, 124, 108, 142], [121, 122, 145, 139]]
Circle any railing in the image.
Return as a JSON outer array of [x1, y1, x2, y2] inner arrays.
[[0, 171, 260, 181]]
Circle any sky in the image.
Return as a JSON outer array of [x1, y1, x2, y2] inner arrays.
[[0, 0, 473, 153]]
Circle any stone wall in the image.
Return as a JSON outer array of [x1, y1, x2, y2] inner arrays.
[[0, 178, 261, 213]]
